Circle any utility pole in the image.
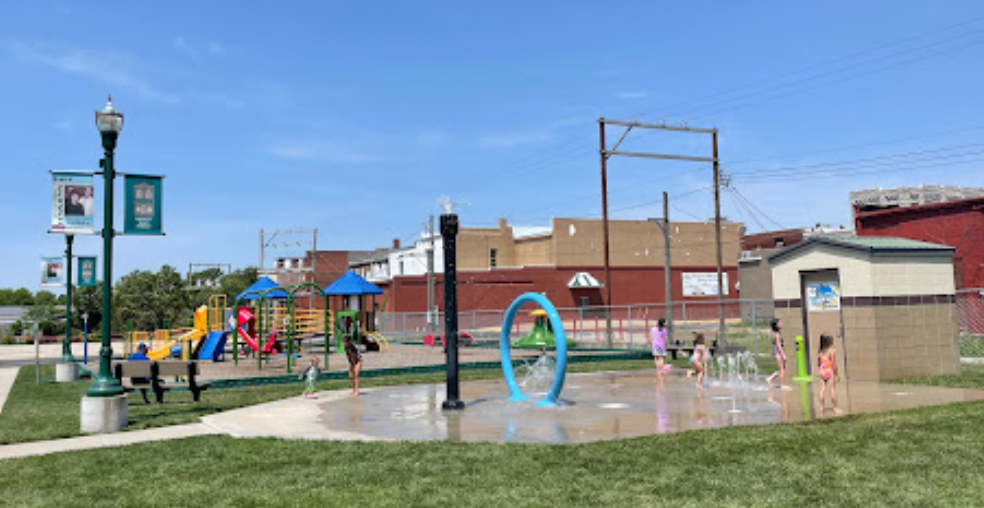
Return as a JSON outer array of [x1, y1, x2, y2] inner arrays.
[[662, 192, 673, 340], [427, 215, 436, 333], [598, 118, 723, 343], [713, 131, 725, 342], [599, 119, 613, 347]]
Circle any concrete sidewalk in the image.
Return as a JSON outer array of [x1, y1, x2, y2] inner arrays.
[[0, 368, 17, 414], [0, 423, 220, 461]]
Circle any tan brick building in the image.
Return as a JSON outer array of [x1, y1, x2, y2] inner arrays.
[[372, 217, 743, 312]]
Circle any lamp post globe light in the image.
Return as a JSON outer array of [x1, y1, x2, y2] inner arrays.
[[85, 96, 125, 399]]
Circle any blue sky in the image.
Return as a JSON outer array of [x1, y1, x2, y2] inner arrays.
[[2, 1, 984, 289]]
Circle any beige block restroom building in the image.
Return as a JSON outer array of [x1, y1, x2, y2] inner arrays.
[[769, 236, 960, 381]]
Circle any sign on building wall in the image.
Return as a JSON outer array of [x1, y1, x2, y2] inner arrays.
[[41, 257, 65, 287], [50, 172, 94, 234], [682, 272, 729, 297], [78, 256, 97, 286], [124, 175, 163, 235], [806, 281, 841, 312]]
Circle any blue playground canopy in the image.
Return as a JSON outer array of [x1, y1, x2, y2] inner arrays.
[[324, 270, 384, 296], [236, 276, 289, 300]]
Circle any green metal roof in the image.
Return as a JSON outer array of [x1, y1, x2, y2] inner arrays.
[[768, 235, 954, 263], [829, 236, 954, 250]]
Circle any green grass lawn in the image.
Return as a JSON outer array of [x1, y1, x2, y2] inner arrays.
[[4, 363, 984, 507], [0, 360, 661, 445], [2, 396, 984, 507]]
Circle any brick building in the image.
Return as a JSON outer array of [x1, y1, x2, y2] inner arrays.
[[356, 217, 743, 312], [854, 196, 984, 289]]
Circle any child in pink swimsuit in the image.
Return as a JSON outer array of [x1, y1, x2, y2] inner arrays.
[[817, 333, 841, 413]]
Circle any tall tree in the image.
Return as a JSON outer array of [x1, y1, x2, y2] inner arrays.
[[12, 288, 34, 306], [34, 290, 57, 306], [113, 265, 192, 331], [72, 282, 103, 334]]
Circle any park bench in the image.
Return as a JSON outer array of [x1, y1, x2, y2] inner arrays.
[[113, 361, 211, 404], [664, 339, 719, 361]]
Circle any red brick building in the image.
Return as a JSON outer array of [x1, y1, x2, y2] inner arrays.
[[854, 196, 984, 289], [366, 217, 744, 312], [384, 264, 739, 312]]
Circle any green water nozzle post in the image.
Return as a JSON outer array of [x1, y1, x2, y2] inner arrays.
[[793, 335, 812, 382]]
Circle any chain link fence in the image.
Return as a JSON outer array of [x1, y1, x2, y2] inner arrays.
[[956, 289, 984, 359], [380, 289, 984, 361], [380, 299, 773, 354]]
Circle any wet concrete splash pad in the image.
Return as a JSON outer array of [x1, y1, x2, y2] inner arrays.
[[203, 370, 984, 444]]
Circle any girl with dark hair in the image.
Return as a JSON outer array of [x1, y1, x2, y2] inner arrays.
[[686, 332, 707, 389], [817, 333, 841, 413], [650, 317, 669, 380], [765, 318, 787, 389]]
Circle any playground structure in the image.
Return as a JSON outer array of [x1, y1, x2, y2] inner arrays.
[[512, 309, 576, 350], [231, 276, 332, 372], [325, 271, 390, 355], [125, 299, 229, 362]]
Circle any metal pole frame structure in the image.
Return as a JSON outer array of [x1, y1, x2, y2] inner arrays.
[[258, 228, 318, 287], [231, 288, 278, 369], [598, 118, 726, 342], [661, 192, 674, 340], [284, 282, 331, 373]]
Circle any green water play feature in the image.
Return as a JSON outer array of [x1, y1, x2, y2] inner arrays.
[[513, 309, 576, 350]]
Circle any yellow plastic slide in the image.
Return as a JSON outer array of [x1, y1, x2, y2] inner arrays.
[[147, 329, 205, 361]]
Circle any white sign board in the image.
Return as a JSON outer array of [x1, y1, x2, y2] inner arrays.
[[806, 281, 841, 312], [682, 272, 729, 297]]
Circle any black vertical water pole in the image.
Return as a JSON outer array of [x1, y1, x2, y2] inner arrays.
[[441, 212, 464, 410]]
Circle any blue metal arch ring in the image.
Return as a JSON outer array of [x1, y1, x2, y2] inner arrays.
[[500, 293, 568, 407]]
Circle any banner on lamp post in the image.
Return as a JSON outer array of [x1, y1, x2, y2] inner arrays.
[[50, 171, 95, 234], [78, 256, 98, 286], [41, 257, 65, 287], [124, 175, 163, 235]]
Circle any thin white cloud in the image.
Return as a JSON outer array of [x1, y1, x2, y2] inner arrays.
[[207, 41, 226, 55], [173, 37, 227, 58], [7, 41, 180, 103], [478, 117, 586, 149], [613, 91, 648, 100], [267, 128, 449, 164], [267, 139, 385, 164]]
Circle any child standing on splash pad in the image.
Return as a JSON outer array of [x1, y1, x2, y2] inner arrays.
[[765, 318, 788, 389], [686, 333, 708, 388], [345, 336, 362, 396], [298, 357, 322, 399], [650, 318, 669, 380], [817, 333, 842, 414]]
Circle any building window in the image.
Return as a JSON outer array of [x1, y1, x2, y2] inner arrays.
[[399, 260, 404, 276], [490, 248, 498, 268]]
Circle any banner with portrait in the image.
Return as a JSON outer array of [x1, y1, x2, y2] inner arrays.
[[41, 257, 65, 287], [51, 171, 95, 234]]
